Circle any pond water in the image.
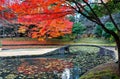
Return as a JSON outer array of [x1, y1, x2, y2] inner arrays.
[[0, 58, 73, 79], [0, 45, 115, 79]]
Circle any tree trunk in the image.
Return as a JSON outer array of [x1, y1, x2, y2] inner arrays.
[[100, 24, 120, 74], [116, 39, 120, 75]]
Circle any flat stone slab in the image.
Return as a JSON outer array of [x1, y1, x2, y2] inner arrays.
[[0, 48, 58, 57]]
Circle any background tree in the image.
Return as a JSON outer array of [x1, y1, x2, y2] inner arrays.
[[94, 22, 116, 42], [72, 22, 86, 36]]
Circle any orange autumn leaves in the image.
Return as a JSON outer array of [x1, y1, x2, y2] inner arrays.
[[0, 0, 74, 40], [0, 0, 5, 15], [18, 18, 73, 40], [9, 0, 72, 17], [14, 0, 73, 40], [32, 18, 73, 40]]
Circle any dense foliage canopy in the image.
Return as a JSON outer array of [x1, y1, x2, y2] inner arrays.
[[0, 0, 74, 40]]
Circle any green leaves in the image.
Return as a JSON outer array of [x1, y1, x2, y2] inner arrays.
[[94, 22, 116, 42], [105, 22, 116, 31], [94, 24, 103, 37], [72, 22, 86, 35], [92, 1, 120, 17]]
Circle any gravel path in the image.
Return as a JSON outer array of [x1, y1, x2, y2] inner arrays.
[[0, 48, 58, 57]]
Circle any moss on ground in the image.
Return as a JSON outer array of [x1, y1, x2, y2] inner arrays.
[[80, 62, 120, 79]]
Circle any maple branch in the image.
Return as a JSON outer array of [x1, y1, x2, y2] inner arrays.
[[21, 10, 73, 16], [18, 13, 69, 23], [82, 0, 101, 23]]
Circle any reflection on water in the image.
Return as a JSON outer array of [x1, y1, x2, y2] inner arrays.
[[0, 58, 73, 79], [18, 58, 73, 74], [61, 68, 70, 79]]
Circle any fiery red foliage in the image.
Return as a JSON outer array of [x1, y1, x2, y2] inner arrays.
[[0, 0, 74, 40]]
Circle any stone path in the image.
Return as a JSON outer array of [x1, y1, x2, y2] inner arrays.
[[0, 48, 58, 57]]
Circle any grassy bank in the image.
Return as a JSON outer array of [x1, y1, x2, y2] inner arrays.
[[0, 37, 116, 46]]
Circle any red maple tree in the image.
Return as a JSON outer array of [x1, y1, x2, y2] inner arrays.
[[0, 0, 74, 40]]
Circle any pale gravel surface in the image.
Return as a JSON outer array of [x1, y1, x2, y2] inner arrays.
[[0, 48, 58, 57]]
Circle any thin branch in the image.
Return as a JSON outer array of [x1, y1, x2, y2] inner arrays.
[[74, 0, 90, 14], [66, 0, 99, 24], [100, 0, 120, 32], [73, 0, 98, 20], [83, 0, 101, 23]]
